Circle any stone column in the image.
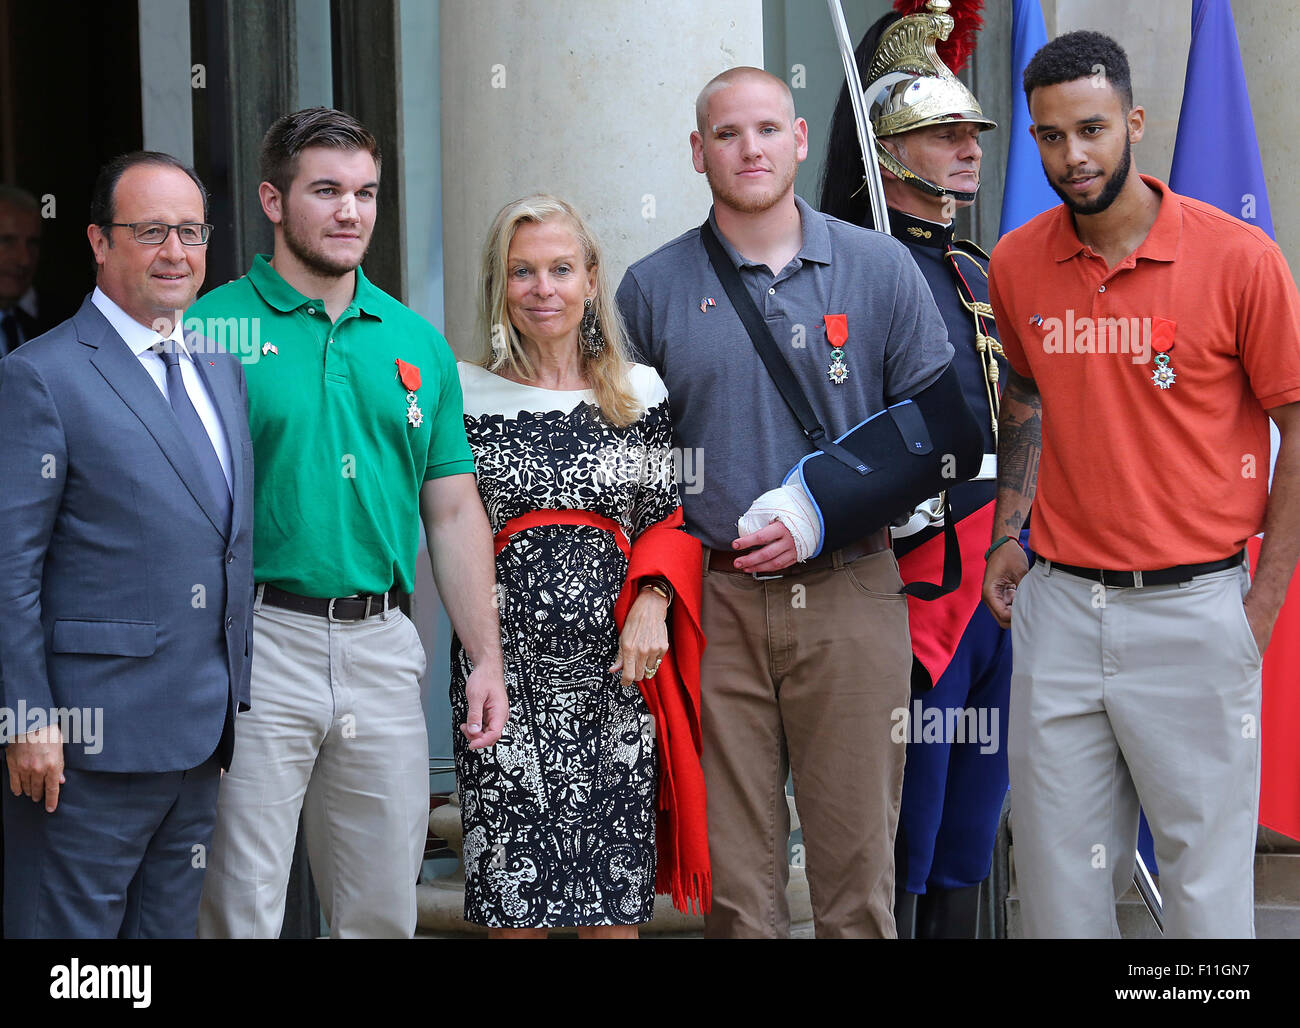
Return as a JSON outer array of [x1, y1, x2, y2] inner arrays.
[[437, 0, 764, 358], [1233, 0, 1300, 270]]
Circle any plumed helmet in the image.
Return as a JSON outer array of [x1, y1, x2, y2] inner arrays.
[[865, 0, 995, 200]]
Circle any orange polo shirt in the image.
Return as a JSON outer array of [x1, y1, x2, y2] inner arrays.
[[989, 175, 1300, 570]]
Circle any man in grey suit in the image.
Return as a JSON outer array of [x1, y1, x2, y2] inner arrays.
[[0, 151, 254, 938]]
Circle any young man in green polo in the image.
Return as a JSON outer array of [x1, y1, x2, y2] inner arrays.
[[191, 108, 506, 938]]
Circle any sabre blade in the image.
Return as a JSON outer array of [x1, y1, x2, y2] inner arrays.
[[1133, 850, 1165, 934], [826, 0, 891, 233]]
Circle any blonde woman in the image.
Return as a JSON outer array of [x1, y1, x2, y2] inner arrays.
[[453, 195, 709, 937]]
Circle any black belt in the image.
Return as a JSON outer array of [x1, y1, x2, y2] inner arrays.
[[1035, 549, 1245, 588], [707, 528, 891, 579], [260, 584, 403, 621]]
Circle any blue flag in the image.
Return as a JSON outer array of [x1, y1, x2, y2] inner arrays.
[[997, 0, 1059, 237], [1170, 0, 1274, 238]]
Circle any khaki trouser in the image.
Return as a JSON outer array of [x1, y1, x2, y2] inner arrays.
[[198, 596, 430, 938], [700, 548, 912, 938], [1008, 561, 1261, 938]]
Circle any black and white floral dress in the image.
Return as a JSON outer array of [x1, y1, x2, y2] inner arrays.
[[452, 361, 679, 928]]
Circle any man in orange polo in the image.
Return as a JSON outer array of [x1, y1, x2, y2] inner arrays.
[[982, 31, 1300, 937]]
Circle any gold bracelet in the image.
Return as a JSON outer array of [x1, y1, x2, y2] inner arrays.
[[640, 578, 673, 604]]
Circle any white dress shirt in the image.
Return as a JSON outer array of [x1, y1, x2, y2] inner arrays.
[[91, 287, 233, 492]]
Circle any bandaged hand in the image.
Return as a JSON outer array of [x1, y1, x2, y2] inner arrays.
[[737, 483, 822, 563]]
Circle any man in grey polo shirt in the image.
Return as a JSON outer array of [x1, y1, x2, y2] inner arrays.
[[616, 67, 953, 938]]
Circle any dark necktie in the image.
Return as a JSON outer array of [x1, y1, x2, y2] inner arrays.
[[157, 345, 232, 534], [0, 311, 19, 357]]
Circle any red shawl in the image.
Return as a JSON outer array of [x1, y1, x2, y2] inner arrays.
[[494, 507, 711, 914]]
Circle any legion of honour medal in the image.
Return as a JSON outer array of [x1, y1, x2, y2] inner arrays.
[[396, 358, 424, 427], [1150, 317, 1177, 390], [824, 313, 849, 385]]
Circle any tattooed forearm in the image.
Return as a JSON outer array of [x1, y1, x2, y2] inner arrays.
[[1000, 411, 1041, 495], [993, 368, 1042, 539]]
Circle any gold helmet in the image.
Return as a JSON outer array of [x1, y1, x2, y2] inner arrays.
[[865, 0, 995, 201]]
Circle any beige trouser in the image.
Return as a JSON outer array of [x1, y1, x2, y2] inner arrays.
[[700, 548, 912, 938], [198, 596, 430, 938], [1008, 561, 1261, 938]]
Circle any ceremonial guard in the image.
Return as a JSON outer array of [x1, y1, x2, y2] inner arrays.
[[820, 0, 1012, 938]]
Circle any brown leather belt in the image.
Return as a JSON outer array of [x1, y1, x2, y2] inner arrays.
[[707, 527, 891, 578]]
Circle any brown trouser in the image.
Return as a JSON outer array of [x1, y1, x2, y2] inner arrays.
[[699, 547, 912, 938]]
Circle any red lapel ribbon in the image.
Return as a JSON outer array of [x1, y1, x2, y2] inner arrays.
[[395, 358, 421, 391], [1150, 317, 1176, 353], [824, 314, 848, 348]]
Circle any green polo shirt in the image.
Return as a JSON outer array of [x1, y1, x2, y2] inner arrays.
[[189, 255, 475, 597]]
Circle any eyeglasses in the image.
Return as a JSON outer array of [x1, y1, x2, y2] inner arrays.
[[104, 222, 212, 245]]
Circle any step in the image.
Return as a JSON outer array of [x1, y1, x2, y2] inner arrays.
[[419, 791, 815, 937], [1005, 850, 1300, 938], [416, 868, 816, 937]]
